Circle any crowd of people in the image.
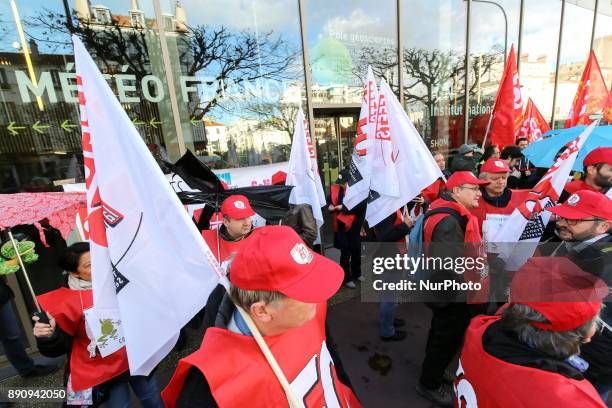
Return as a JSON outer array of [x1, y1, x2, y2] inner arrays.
[[1, 140, 611, 407]]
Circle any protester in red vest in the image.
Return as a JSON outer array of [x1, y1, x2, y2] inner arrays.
[[201, 194, 255, 263], [329, 170, 365, 288], [471, 158, 529, 232], [417, 171, 489, 407], [562, 147, 612, 201], [32, 243, 162, 406], [455, 257, 608, 407], [162, 226, 361, 408]]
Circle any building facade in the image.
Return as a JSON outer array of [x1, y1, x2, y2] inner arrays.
[[1, 0, 611, 195]]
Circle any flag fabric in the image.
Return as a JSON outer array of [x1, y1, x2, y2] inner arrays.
[[286, 108, 325, 227], [365, 80, 443, 226], [490, 122, 595, 270], [344, 66, 379, 210], [565, 51, 608, 128], [603, 88, 612, 123], [518, 98, 551, 143], [74, 36, 222, 375], [488, 45, 523, 149]]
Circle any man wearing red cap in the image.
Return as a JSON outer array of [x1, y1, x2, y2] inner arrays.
[[201, 194, 255, 263], [455, 257, 607, 407], [471, 158, 529, 232], [417, 171, 490, 406], [562, 147, 612, 201], [162, 226, 360, 407], [545, 190, 612, 400]]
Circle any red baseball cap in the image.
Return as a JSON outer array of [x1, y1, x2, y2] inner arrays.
[[229, 226, 343, 303], [510, 257, 608, 331], [220, 195, 255, 219], [583, 147, 612, 167], [479, 158, 510, 174], [271, 171, 287, 186], [445, 171, 490, 190], [548, 190, 612, 221]]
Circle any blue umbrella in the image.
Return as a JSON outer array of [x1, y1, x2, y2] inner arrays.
[[522, 125, 612, 172]]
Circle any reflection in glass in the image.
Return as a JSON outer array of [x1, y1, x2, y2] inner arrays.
[[160, 0, 306, 169], [305, 0, 398, 104], [402, 0, 466, 158]]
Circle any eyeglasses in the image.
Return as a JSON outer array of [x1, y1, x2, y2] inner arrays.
[[552, 214, 600, 226], [458, 186, 481, 192]]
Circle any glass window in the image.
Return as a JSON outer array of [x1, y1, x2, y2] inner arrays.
[[469, 0, 520, 146], [305, 0, 398, 104], [402, 0, 466, 157], [593, 1, 612, 88], [519, 0, 563, 124], [159, 0, 306, 170], [0, 0, 188, 192], [553, 0, 595, 127]]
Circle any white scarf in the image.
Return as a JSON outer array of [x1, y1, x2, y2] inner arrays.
[[67, 274, 92, 291]]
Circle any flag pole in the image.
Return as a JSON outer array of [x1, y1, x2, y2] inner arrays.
[[7, 230, 40, 312], [7, 230, 48, 324], [481, 107, 494, 148]]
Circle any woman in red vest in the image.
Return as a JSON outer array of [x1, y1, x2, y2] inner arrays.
[[32, 243, 163, 407], [329, 171, 364, 289], [455, 257, 608, 407]]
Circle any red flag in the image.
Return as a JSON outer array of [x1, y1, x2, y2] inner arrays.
[[488, 45, 523, 149], [518, 98, 551, 143], [604, 88, 612, 123], [565, 51, 608, 127]]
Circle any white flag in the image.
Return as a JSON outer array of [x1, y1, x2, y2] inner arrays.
[[74, 36, 222, 375], [491, 122, 596, 270], [286, 108, 325, 226], [365, 80, 443, 226], [343, 66, 378, 210]]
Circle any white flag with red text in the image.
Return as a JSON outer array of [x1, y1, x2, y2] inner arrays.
[[365, 80, 442, 226], [74, 36, 222, 375], [490, 122, 595, 270], [286, 108, 325, 227], [344, 66, 379, 210]]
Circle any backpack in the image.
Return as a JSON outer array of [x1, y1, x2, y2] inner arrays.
[[407, 207, 467, 280]]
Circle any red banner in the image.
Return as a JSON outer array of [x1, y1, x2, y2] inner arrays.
[[518, 98, 551, 143], [565, 51, 608, 127], [488, 45, 523, 149]]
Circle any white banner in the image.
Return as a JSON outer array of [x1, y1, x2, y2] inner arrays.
[[344, 66, 378, 210], [74, 35, 222, 375], [365, 80, 442, 226], [491, 122, 595, 270], [286, 108, 326, 226]]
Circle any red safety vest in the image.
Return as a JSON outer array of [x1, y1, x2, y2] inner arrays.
[[330, 184, 356, 232], [162, 304, 361, 408], [37, 288, 129, 391], [454, 315, 606, 408], [201, 229, 251, 263], [424, 199, 488, 303], [470, 189, 529, 231]]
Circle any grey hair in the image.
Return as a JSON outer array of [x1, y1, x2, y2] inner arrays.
[[229, 285, 284, 312], [501, 303, 600, 360], [478, 172, 489, 180]]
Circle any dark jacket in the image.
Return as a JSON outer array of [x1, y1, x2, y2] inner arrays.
[[177, 290, 354, 407], [0, 278, 13, 305], [558, 235, 612, 385], [484, 319, 587, 380], [280, 204, 317, 248], [450, 155, 478, 175]]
